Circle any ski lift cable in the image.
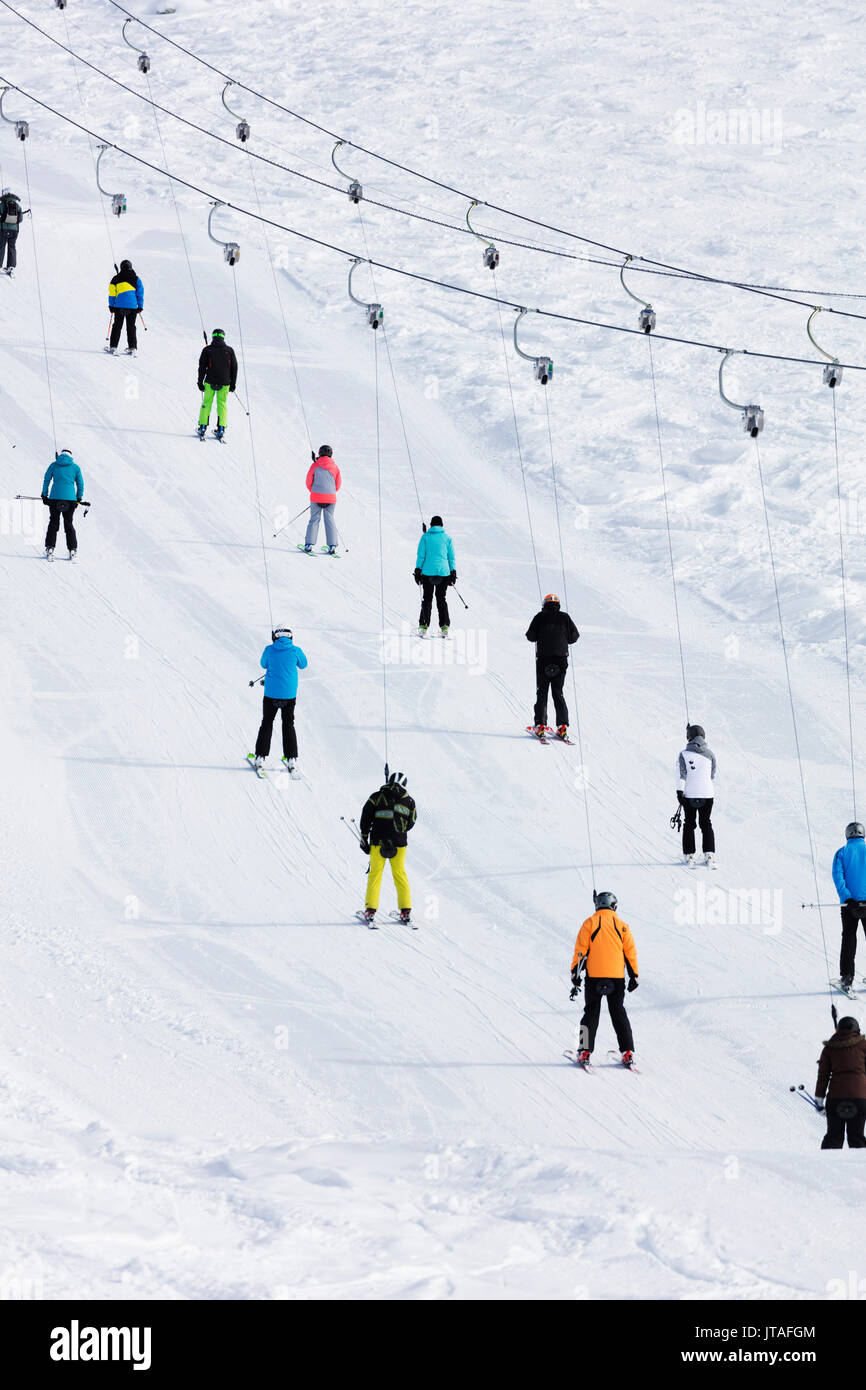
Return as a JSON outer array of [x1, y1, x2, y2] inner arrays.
[[752, 435, 834, 1017], [831, 387, 857, 819], [355, 207, 425, 525], [57, 4, 119, 267], [647, 335, 689, 720], [98, 0, 866, 319], [374, 328, 390, 766], [230, 268, 274, 630], [5, 73, 866, 374], [544, 389, 596, 889], [491, 270, 543, 601], [20, 140, 57, 451], [241, 134, 313, 450], [141, 68, 206, 334]]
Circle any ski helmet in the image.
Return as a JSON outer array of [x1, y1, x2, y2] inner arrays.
[[594, 890, 617, 911], [686, 724, 705, 741], [318, 444, 333, 457], [846, 822, 865, 840], [212, 328, 226, 339], [386, 771, 407, 788], [271, 625, 292, 641], [430, 515, 443, 528], [543, 594, 560, 606], [838, 1016, 860, 1033]]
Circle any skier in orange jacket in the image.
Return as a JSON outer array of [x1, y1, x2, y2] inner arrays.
[[570, 891, 639, 1066]]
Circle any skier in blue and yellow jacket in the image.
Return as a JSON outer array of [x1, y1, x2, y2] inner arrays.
[[413, 516, 456, 635], [106, 259, 144, 356], [41, 449, 84, 559]]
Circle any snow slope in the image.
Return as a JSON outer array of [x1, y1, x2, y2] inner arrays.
[[1, 0, 865, 1300]]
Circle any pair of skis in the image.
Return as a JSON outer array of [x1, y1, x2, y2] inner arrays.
[[45, 551, 76, 562], [246, 753, 300, 781], [296, 545, 340, 558], [414, 628, 450, 641], [197, 428, 225, 443], [563, 1049, 640, 1073], [828, 976, 866, 1000], [354, 910, 417, 931], [526, 725, 573, 745]]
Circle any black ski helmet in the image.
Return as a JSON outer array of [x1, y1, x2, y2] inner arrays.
[[845, 822, 865, 840], [212, 328, 226, 339], [120, 258, 133, 272], [686, 724, 706, 740], [271, 624, 292, 641], [430, 515, 443, 528], [838, 1016, 860, 1033], [594, 890, 617, 911], [318, 444, 333, 457]]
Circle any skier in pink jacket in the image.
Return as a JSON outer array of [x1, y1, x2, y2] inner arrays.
[[299, 445, 342, 555]]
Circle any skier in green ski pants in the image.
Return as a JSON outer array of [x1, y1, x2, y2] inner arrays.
[[196, 328, 238, 440]]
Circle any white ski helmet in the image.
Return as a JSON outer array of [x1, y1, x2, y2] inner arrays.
[[271, 625, 292, 641]]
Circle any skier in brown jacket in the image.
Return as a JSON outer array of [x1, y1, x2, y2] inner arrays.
[[815, 1016, 866, 1149]]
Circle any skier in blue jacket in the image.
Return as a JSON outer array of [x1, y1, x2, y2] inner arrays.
[[413, 515, 456, 635], [41, 449, 84, 560], [248, 625, 308, 773], [832, 822, 866, 990]]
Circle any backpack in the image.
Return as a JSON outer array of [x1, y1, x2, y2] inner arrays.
[[1, 196, 21, 227]]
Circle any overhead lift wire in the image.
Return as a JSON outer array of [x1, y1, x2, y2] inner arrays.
[[100, 0, 866, 318], [20, 139, 57, 450], [647, 336, 690, 720], [5, 75, 866, 376], [752, 435, 834, 1018], [831, 388, 857, 818]]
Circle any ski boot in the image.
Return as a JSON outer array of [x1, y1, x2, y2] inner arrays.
[[621, 1050, 636, 1068], [361, 908, 376, 925], [397, 908, 412, 925], [103, 345, 116, 354], [323, 545, 338, 556], [123, 348, 137, 357], [577, 1049, 591, 1066], [440, 625, 450, 637], [68, 549, 77, 562], [247, 754, 264, 773], [196, 424, 207, 439], [533, 723, 547, 739], [841, 975, 855, 993], [44, 547, 54, 562], [281, 756, 297, 773], [684, 853, 696, 867], [556, 724, 568, 740], [418, 624, 429, 634], [297, 543, 313, 554], [704, 852, 716, 869], [214, 425, 225, 442]]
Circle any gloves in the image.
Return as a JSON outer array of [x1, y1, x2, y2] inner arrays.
[[76, 499, 83, 507], [311, 450, 317, 463], [815, 1099, 825, 1114], [413, 568, 422, 585], [197, 383, 204, 393], [41, 494, 49, 506], [449, 570, 457, 586], [229, 385, 236, 393], [627, 976, 639, 993], [676, 789, 684, 805], [359, 837, 370, 856], [569, 967, 582, 1000], [845, 898, 856, 907]]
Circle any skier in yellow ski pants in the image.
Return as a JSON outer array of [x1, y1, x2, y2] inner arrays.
[[365, 845, 411, 911]]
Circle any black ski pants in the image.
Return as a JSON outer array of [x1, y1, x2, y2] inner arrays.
[[683, 797, 715, 855], [419, 576, 450, 629], [840, 901, 866, 980], [534, 658, 568, 728], [45, 500, 78, 551], [255, 696, 297, 760], [579, 977, 634, 1054], [821, 1097, 866, 1149], [110, 308, 138, 350], [0, 228, 18, 269]]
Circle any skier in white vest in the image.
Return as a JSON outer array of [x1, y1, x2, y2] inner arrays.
[[676, 723, 717, 867]]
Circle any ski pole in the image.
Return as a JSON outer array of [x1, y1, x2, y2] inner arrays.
[[273, 504, 310, 539], [335, 525, 349, 555], [801, 903, 841, 909], [454, 587, 468, 610], [138, 313, 147, 333], [105, 313, 113, 342], [233, 390, 250, 416], [789, 1084, 823, 1111], [248, 675, 264, 687], [340, 815, 363, 844], [15, 495, 90, 508]]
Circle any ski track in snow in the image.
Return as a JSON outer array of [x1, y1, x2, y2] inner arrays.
[[0, 0, 865, 1299]]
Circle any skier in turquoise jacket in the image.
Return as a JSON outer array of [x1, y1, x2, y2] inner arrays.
[[833, 822, 866, 991], [413, 516, 456, 635], [41, 449, 84, 559], [249, 625, 308, 773]]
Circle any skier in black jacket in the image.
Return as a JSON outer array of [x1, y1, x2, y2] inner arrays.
[[358, 772, 417, 925], [0, 189, 29, 275], [526, 594, 579, 739], [196, 329, 238, 440]]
